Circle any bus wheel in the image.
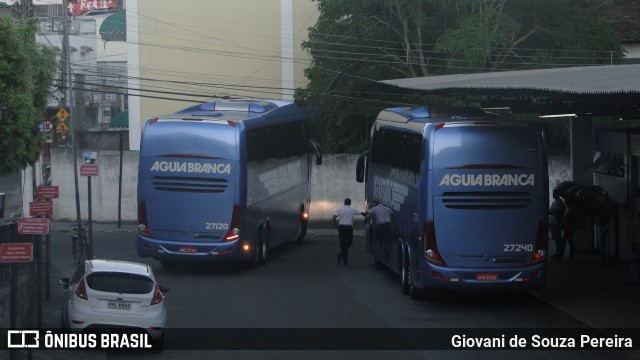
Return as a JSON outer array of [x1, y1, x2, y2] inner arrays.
[[408, 270, 422, 300], [259, 226, 270, 265], [401, 249, 410, 294]]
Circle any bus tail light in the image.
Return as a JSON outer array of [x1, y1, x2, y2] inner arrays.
[[224, 205, 241, 242], [528, 221, 548, 265], [423, 221, 446, 266], [138, 201, 151, 236]]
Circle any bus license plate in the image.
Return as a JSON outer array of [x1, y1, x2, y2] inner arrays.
[[108, 301, 131, 310], [179, 247, 197, 253], [476, 273, 498, 281]]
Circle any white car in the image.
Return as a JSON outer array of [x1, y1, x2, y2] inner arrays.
[[58, 259, 168, 346]]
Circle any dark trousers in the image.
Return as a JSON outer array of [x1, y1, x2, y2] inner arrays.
[[551, 224, 562, 254], [338, 225, 353, 264], [556, 229, 575, 260]]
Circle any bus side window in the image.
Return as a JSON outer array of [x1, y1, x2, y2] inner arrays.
[[372, 128, 421, 173]]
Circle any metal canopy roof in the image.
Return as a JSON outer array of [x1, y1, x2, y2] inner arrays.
[[381, 64, 640, 119]]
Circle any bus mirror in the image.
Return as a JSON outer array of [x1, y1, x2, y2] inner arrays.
[[356, 151, 368, 183], [310, 139, 323, 165]]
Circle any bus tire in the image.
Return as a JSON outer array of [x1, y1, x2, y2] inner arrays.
[[294, 204, 307, 243], [294, 221, 307, 243], [408, 269, 422, 300], [259, 225, 270, 265], [401, 248, 410, 294]]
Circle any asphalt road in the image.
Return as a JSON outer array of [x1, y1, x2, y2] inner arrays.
[[37, 228, 637, 360]]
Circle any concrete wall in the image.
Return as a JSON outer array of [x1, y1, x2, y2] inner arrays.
[[50, 149, 572, 224], [51, 148, 138, 222], [50, 149, 362, 224]]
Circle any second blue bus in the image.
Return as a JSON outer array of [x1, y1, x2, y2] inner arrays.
[[137, 99, 322, 268], [356, 106, 549, 298]]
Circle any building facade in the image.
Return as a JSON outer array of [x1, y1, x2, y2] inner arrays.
[[126, 0, 318, 150]]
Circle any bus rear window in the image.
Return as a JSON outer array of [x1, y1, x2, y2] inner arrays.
[[433, 125, 541, 169]]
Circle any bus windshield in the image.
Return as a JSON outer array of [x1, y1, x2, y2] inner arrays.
[[432, 124, 541, 169]]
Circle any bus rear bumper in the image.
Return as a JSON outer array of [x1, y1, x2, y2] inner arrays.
[[417, 263, 547, 291], [136, 235, 253, 262]]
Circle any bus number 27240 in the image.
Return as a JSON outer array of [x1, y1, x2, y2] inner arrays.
[[503, 244, 534, 252]]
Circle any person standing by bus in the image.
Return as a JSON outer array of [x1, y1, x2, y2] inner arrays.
[[368, 202, 392, 248], [333, 198, 367, 265]]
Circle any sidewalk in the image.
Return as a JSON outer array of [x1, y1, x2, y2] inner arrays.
[[530, 252, 640, 329]]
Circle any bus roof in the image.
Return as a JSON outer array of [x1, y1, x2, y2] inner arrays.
[[148, 99, 306, 124], [377, 106, 499, 124]]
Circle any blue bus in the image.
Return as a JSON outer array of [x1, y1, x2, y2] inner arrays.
[[137, 99, 322, 268], [356, 106, 548, 298]]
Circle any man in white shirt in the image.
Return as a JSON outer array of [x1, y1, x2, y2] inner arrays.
[[368, 202, 392, 245], [333, 198, 367, 265]]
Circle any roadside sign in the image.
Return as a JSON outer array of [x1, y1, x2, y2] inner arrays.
[[37, 185, 59, 199], [56, 122, 69, 134], [83, 151, 97, 164], [17, 217, 49, 235], [80, 164, 99, 176], [1, 243, 33, 263], [29, 201, 53, 216], [44, 121, 53, 132], [56, 108, 69, 122]]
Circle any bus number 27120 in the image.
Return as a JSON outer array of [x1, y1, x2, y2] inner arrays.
[[206, 223, 229, 230]]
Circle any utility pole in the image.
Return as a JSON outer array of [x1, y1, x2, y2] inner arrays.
[[62, 0, 84, 252]]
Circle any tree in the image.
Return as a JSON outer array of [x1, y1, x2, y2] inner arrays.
[[0, 16, 57, 175], [296, 0, 624, 153]]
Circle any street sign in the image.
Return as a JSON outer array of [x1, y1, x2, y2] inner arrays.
[[83, 151, 97, 164], [81, 152, 98, 176], [1, 243, 33, 263], [80, 164, 99, 176], [44, 121, 53, 132], [56, 122, 69, 134], [37, 185, 59, 199], [17, 217, 49, 235], [29, 201, 53, 216], [56, 108, 69, 122]]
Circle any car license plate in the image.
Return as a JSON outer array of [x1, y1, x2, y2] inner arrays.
[[108, 301, 131, 310], [179, 247, 197, 253], [476, 273, 498, 281]]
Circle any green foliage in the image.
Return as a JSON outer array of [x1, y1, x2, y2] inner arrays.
[[297, 0, 624, 152], [0, 16, 56, 175]]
